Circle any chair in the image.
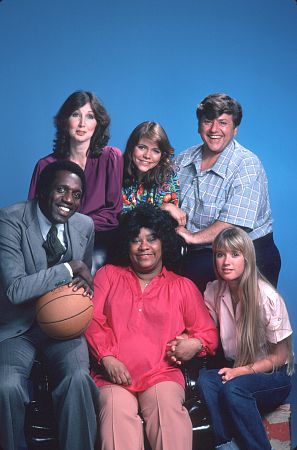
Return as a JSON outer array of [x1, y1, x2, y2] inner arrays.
[[25, 357, 213, 450], [183, 356, 215, 450], [24, 359, 59, 450]]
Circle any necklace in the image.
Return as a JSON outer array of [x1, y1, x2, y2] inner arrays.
[[137, 276, 153, 290]]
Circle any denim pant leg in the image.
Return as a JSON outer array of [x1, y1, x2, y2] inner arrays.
[[221, 368, 291, 450], [197, 368, 233, 445], [198, 368, 291, 450]]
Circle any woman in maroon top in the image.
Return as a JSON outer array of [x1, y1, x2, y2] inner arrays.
[[28, 91, 123, 270], [85, 204, 218, 450]]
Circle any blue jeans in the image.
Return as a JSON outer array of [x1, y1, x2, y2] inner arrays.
[[197, 367, 291, 450]]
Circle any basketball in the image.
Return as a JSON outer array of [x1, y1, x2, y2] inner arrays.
[[36, 284, 93, 340]]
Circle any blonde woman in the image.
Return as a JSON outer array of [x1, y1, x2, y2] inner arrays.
[[196, 227, 293, 450]]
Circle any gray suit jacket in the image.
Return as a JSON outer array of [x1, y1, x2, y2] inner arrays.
[[0, 200, 94, 343]]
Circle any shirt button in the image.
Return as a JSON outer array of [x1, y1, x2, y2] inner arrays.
[[138, 308, 142, 312]]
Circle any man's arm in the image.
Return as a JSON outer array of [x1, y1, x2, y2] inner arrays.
[[176, 145, 269, 246], [0, 209, 94, 305], [176, 220, 233, 245], [0, 214, 72, 305]]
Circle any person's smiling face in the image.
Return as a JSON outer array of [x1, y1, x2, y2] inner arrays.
[[132, 138, 162, 179], [129, 227, 163, 275], [38, 170, 82, 224], [199, 113, 237, 155]]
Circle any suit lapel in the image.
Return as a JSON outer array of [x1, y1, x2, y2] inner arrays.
[[24, 201, 48, 271], [67, 216, 87, 260], [23, 202, 87, 267]]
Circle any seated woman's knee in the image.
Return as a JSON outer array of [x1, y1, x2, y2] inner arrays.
[[218, 380, 249, 409]]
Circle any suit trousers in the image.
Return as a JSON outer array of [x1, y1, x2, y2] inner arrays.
[[0, 323, 98, 450], [97, 381, 192, 450]]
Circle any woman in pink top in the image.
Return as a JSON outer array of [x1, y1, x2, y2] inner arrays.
[[195, 227, 294, 450], [28, 91, 123, 271], [85, 204, 218, 450]]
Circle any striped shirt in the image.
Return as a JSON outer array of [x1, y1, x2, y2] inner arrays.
[[174, 139, 273, 240]]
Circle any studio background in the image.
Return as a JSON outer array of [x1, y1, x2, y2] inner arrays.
[[0, 0, 296, 369]]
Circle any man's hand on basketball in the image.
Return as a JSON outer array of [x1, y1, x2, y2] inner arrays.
[[68, 260, 94, 297]]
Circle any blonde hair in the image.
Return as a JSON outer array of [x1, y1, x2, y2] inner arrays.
[[213, 227, 294, 374]]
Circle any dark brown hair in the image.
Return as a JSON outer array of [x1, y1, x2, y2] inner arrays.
[[196, 93, 242, 127], [53, 90, 110, 158]]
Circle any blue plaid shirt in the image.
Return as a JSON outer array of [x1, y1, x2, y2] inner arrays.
[[174, 140, 273, 240]]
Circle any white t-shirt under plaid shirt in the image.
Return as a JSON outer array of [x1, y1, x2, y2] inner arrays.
[[174, 139, 273, 241]]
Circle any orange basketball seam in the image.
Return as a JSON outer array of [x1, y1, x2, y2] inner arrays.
[[42, 320, 93, 340], [36, 293, 86, 314], [37, 305, 93, 324]]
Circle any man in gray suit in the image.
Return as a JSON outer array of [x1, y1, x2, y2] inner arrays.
[[0, 161, 98, 450]]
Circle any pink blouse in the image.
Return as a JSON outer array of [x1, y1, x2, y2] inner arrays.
[[85, 264, 218, 392], [204, 279, 292, 361]]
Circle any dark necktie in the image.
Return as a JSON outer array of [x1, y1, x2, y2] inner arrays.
[[43, 225, 66, 267]]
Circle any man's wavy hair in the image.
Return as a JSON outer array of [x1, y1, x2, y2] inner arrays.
[[123, 121, 174, 190], [196, 93, 242, 127], [53, 91, 110, 158], [112, 204, 185, 271]]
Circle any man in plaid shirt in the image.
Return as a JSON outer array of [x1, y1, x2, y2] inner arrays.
[[175, 93, 280, 292]]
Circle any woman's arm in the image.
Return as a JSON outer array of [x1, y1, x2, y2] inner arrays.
[[167, 279, 218, 364], [167, 335, 202, 364], [160, 172, 187, 226], [219, 338, 290, 382], [89, 147, 124, 231], [101, 356, 132, 385]]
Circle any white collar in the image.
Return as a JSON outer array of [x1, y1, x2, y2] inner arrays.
[[37, 204, 66, 246]]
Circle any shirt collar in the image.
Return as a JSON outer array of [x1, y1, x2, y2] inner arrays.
[[208, 139, 235, 178], [36, 204, 65, 242], [178, 144, 203, 168], [127, 265, 167, 279], [178, 139, 236, 179]]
